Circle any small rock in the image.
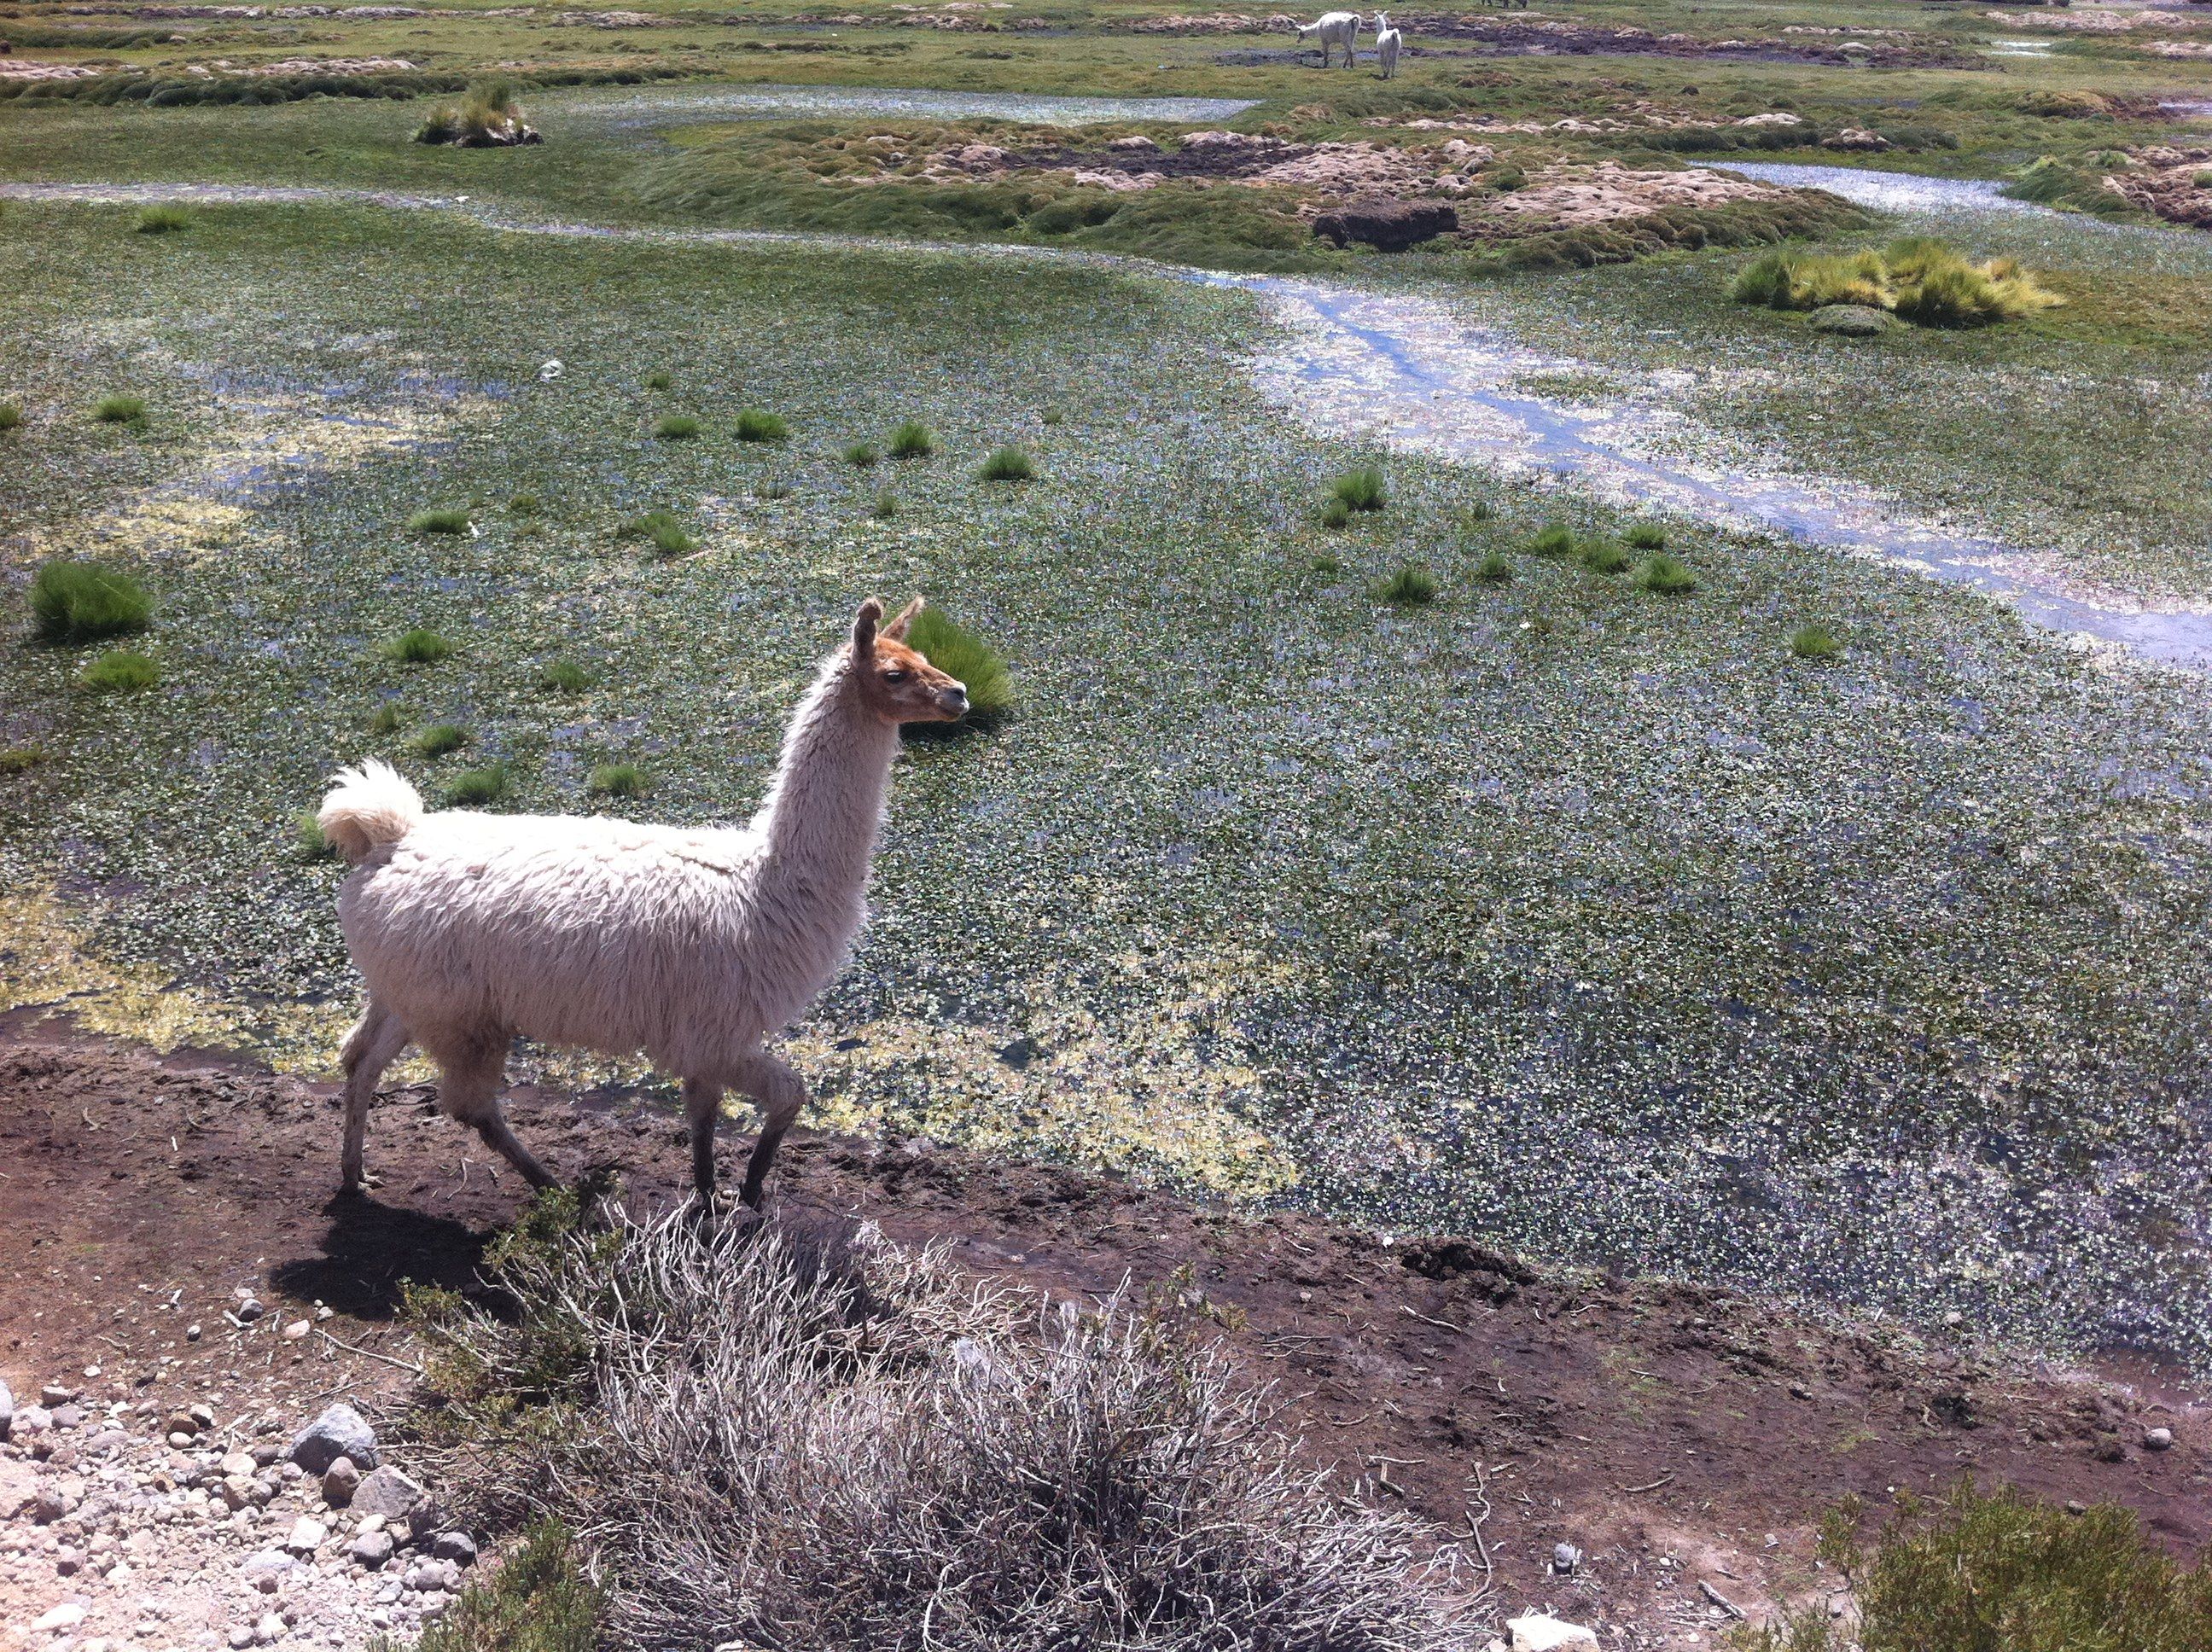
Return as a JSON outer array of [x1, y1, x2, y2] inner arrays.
[[241, 1551, 296, 1592], [186, 1323, 203, 1342], [254, 1613, 287, 1646], [282, 1321, 311, 1341], [358, 1514, 387, 1536], [34, 1604, 90, 1633], [1508, 1614, 1599, 1652], [405, 1559, 460, 1593], [41, 1385, 76, 1408], [349, 1467, 423, 1521], [33, 1486, 75, 1523], [1551, 1541, 1582, 1574], [351, 1529, 395, 1569], [187, 1403, 216, 1428], [220, 1452, 259, 1480], [284, 1516, 326, 1555], [236, 1300, 265, 1323], [322, 1457, 361, 1508], [428, 1531, 477, 1568], [166, 1432, 194, 1449], [227, 1628, 256, 1650], [162, 1412, 201, 1440], [18, 1406, 58, 1436], [288, 1404, 377, 1475], [2146, 1426, 2174, 1451]]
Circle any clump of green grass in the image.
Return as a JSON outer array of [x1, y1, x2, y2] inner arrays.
[[1474, 550, 1514, 585], [1465, 500, 1495, 522], [1529, 522, 1575, 558], [133, 204, 189, 235], [1624, 521, 1668, 550], [509, 493, 540, 515], [415, 79, 533, 148], [0, 403, 20, 433], [411, 722, 470, 758], [410, 507, 473, 536], [758, 479, 794, 502], [1579, 538, 1632, 576], [1732, 1484, 2212, 1652], [445, 763, 511, 808], [905, 606, 1012, 725], [294, 811, 339, 862], [1372, 564, 1437, 606], [1330, 466, 1387, 514], [31, 560, 152, 644], [642, 369, 672, 392], [79, 649, 159, 693], [735, 409, 789, 444], [1041, 408, 1065, 427], [386, 628, 457, 665], [1320, 497, 1353, 531], [625, 509, 698, 556], [93, 393, 146, 426], [1311, 553, 1343, 575], [369, 703, 405, 736], [0, 747, 47, 777], [654, 414, 701, 441], [405, 1521, 600, 1652], [871, 490, 898, 521], [588, 761, 649, 800], [538, 659, 592, 694], [843, 442, 880, 468], [1732, 238, 2062, 329], [1790, 623, 1842, 660], [1634, 553, 1698, 596], [980, 446, 1036, 483], [888, 419, 934, 460]]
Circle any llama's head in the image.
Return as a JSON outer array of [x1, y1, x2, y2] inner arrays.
[[850, 596, 968, 724]]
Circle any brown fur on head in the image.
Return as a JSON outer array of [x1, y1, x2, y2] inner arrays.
[[850, 596, 968, 724]]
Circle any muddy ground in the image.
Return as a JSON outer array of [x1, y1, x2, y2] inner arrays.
[[2, 1014, 2206, 1644]]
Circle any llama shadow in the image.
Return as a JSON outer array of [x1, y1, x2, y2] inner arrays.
[[270, 1191, 492, 1322]]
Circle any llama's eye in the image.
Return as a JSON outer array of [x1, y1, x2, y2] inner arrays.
[[884, 669, 909, 683]]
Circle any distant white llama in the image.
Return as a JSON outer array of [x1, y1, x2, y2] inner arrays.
[[317, 596, 968, 1207], [1294, 9, 1360, 67], [1373, 11, 1401, 77]]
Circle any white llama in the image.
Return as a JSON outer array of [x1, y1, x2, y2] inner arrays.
[[317, 596, 968, 1207], [1294, 9, 1360, 67], [1373, 12, 1401, 77]]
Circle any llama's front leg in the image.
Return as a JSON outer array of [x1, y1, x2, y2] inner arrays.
[[682, 1077, 724, 1201], [730, 1051, 809, 1209], [339, 999, 410, 1192]]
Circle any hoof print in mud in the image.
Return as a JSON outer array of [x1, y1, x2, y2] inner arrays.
[[1312, 197, 1458, 252]]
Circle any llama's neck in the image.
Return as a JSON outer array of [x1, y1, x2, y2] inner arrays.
[[750, 655, 903, 898]]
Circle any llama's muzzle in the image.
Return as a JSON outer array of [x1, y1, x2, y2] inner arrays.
[[939, 683, 969, 716]]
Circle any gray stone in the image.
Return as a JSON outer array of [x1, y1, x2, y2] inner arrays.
[[1807, 304, 1898, 337], [405, 1559, 460, 1593], [1551, 1541, 1582, 1574], [351, 1466, 424, 1521], [254, 1612, 287, 1646], [428, 1531, 477, 1568], [40, 1385, 76, 1408], [49, 1405, 84, 1430], [288, 1404, 377, 1475], [351, 1529, 395, 1569], [284, 1516, 327, 1555], [2146, 1425, 2174, 1451], [241, 1550, 297, 1591], [322, 1457, 361, 1508], [0, 1376, 13, 1437], [15, 1405, 53, 1436]]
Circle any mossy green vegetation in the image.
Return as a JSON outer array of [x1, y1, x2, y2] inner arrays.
[[625, 509, 698, 556], [1790, 624, 1842, 661], [409, 507, 473, 535], [979, 445, 1035, 483], [1578, 538, 1631, 576], [641, 369, 672, 392], [1473, 550, 1514, 585], [537, 659, 592, 695], [294, 811, 338, 862], [1624, 521, 1668, 551], [735, 409, 789, 443], [445, 763, 512, 808], [888, 419, 934, 461], [1331, 466, 1387, 514], [79, 649, 160, 693], [1529, 523, 1575, 558], [0, 403, 21, 433], [1372, 563, 1437, 606], [410, 722, 470, 759], [385, 628, 457, 665], [1633, 552, 1698, 595], [1733, 239, 2063, 329], [93, 393, 146, 426], [1732, 1484, 2212, 1652], [842, 441, 879, 468], [415, 79, 531, 148], [31, 561, 152, 645], [134, 204, 189, 235], [587, 760, 649, 799], [653, 413, 701, 441], [392, 1521, 601, 1652]]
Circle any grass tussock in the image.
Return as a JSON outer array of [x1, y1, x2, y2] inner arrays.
[[1625, 521, 1668, 550], [980, 445, 1037, 483], [1578, 538, 1632, 576], [133, 204, 189, 235], [1474, 550, 1514, 585], [538, 659, 592, 695], [1732, 238, 2064, 329], [1790, 624, 1843, 660], [32, 560, 152, 644], [416, 79, 535, 148], [294, 811, 339, 862], [410, 507, 473, 536], [1634, 553, 1698, 596], [94, 393, 146, 426], [410, 723, 470, 759], [1529, 523, 1575, 558], [587, 761, 649, 800], [386, 628, 457, 665], [79, 649, 159, 693], [642, 369, 672, 392], [411, 1199, 1476, 1652], [843, 441, 880, 468], [905, 605, 1012, 725], [444, 763, 511, 808], [1321, 497, 1353, 531], [735, 409, 789, 444], [626, 509, 698, 557], [888, 419, 934, 460], [0, 402, 21, 433], [1331, 466, 1387, 514], [508, 494, 540, 516], [1372, 564, 1438, 606], [1732, 1483, 2212, 1652], [405, 1521, 601, 1652], [0, 747, 46, 777], [871, 490, 898, 521], [653, 414, 701, 441]]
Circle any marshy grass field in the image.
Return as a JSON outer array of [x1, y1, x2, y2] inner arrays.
[[6, 0, 2212, 1387]]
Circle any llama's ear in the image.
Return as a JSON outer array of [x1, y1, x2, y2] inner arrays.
[[852, 596, 883, 658], [883, 595, 924, 642]]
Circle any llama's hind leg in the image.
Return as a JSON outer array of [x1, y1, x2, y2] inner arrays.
[[339, 998, 410, 1192], [731, 1050, 809, 1209], [432, 1034, 559, 1190], [681, 1077, 725, 1202]]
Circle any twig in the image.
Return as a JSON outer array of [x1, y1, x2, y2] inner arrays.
[[317, 1329, 424, 1376], [1620, 1473, 1675, 1494], [1700, 1581, 1744, 1620], [1399, 1306, 1465, 1335]]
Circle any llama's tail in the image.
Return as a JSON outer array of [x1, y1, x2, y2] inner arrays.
[[317, 759, 425, 864]]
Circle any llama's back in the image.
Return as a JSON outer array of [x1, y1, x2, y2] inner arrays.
[[338, 811, 840, 1069]]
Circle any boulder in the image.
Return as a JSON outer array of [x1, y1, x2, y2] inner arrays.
[[1313, 197, 1458, 252], [289, 1402, 378, 1474], [1807, 304, 1898, 336], [1509, 1615, 1599, 1652]]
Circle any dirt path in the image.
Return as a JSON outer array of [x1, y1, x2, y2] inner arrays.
[[3, 1015, 2205, 1648]]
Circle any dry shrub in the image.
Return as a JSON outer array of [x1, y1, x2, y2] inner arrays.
[[415, 1199, 1479, 1652]]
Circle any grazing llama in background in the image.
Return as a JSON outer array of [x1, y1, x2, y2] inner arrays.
[[1295, 9, 1360, 67], [1373, 11, 1401, 77], [317, 596, 968, 1207]]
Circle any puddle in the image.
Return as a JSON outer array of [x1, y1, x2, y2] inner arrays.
[[1714, 161, 2053, 216], [551, 82, 1260, 131], [10, 175, 2212, 672]]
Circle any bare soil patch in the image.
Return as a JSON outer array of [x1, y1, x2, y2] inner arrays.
[[3, 1016, 2207, 1643]]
